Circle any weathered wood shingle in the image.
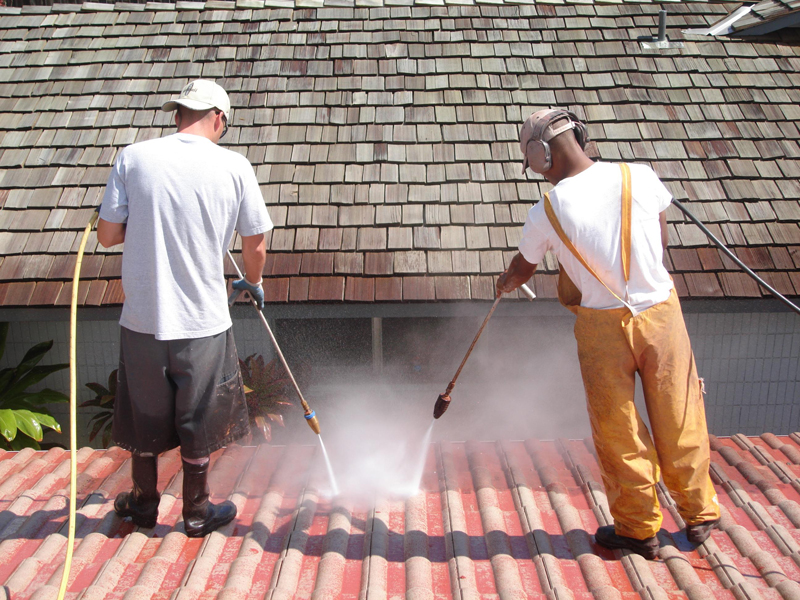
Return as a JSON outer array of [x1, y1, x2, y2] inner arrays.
[[0, 0, 799, 305]]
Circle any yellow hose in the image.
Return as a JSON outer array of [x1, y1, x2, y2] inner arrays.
[[57, 209, 99, 600]]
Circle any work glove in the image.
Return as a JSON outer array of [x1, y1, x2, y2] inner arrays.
[[228, 277, 265, 310]]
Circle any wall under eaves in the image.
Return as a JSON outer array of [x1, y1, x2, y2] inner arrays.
[[0, 301, 797, 449], [1, 0, 800, 445]]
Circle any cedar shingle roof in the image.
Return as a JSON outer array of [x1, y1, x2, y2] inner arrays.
[[724, 1, 800, 43], [1, 0, 800, 306], [3, 434, 800, 598]]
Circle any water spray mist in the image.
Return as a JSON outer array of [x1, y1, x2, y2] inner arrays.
[[226, 250, 322, 437], [433, 283, 535, 419]]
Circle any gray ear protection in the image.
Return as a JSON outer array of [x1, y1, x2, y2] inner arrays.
[[525, 110, 588, 174]]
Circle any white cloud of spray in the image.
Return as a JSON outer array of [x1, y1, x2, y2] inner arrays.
[[270, 313, 593, 499]]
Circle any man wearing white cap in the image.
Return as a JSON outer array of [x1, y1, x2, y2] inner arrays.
[[97, 79, 273, 537], [497, 109, 720, 559]]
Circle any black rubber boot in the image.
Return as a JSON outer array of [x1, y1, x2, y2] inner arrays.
[[686, 519, 720, 545], [114, 455, 160, 529], [595, 525, 660, 560], [181, 459, 237, 538]]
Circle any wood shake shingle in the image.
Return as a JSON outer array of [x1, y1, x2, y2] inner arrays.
[[0, 0, 799, 305]]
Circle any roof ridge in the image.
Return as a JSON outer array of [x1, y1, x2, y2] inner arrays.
[[0, 0, 717, 14]]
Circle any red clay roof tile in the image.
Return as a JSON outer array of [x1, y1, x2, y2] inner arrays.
[[0, 434, 775, 597]]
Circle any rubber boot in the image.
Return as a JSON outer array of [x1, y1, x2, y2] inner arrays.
[[595, 525, 660, 560], [114, 455, 160, 528], [181, 459, 237, 538]]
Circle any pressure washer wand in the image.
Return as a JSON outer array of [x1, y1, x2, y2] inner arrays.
[[225, 250, 320, 435], [433, 295, 498, 419], [671, 199, 800, 316], [433, 283, 535, 418]]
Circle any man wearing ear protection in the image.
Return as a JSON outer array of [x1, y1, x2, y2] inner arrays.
[[96, 80, 273, 537], [497, 109, 720, 559]]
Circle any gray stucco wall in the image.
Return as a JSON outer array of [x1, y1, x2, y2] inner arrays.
[[0, 301, 797, 449], [685, 310, 799, 437]]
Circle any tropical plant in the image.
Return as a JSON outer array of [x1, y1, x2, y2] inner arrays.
[[80, 369, 117, 448], [239, 354, 301, 443], [0, 323, 68, 450]]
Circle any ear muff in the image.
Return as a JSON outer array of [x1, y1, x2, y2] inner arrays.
[[523, 109, 588, 173], [526, 138, 552, 174], [564, 109, 589, 150]]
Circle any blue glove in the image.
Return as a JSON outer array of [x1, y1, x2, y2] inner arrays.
[[228, 278, 265, 310]]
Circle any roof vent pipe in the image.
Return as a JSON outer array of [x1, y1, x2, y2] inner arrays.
[[657, 9, 667, 42], [640, 8, 684, 50]]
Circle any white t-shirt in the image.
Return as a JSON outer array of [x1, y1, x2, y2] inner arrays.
[[519, 162, 673, 313], [100, 133, 273, 340]]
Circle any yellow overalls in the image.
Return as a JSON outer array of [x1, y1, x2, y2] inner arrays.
[[545, 164, 720, 540]]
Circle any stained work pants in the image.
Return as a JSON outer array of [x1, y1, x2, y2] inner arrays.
[[574, 291, 720, 540]]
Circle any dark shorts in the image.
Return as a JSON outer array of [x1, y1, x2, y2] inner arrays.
[[112, 326, 250, 459]]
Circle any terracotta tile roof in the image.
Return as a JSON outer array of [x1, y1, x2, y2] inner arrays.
[[2, 434, 800, 598], [1, 1, 800, 306]]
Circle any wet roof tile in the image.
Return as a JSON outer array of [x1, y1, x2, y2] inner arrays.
[[2, 433, 796, 598]]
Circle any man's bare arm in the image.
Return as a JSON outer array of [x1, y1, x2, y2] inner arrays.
[[659, 210, 668, 250], [496, 252, 537, 295], [97, 219, 126, 248], [241, 233, 266, 284]]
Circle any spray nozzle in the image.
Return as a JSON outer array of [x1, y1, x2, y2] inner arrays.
[[433, 393, 451, 419], [304, 408, 321, 435]]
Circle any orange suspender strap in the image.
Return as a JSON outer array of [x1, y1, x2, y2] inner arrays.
[[543, 162, 633, 309], [620, 162, 632, 283]]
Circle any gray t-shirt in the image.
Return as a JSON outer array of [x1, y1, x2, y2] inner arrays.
[[100, 133, 273, 340]]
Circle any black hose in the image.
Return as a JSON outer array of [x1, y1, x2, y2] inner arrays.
[[671, 198, 800, 316]]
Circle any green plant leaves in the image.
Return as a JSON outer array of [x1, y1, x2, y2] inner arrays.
[[33, 411, 61, 434], [10, 434, 39, 451], [16, 340, 54, 374], [22, 388, 68, 405], [0, 325, 66, 451], [14, 410, 43, 442], [0, 409, 16, 441], [2, 364, 69, 402], [239, 354, 305, 444], [85, 383, 111, 398], [82, 369, 116, 448]]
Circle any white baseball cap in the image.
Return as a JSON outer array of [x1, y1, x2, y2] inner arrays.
[[162, 79, 231, 121]]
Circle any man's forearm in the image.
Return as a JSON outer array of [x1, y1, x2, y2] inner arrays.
[[241, 235, 266, 283], [496, 252, 537, 294], [97, 219, 126, 248]]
